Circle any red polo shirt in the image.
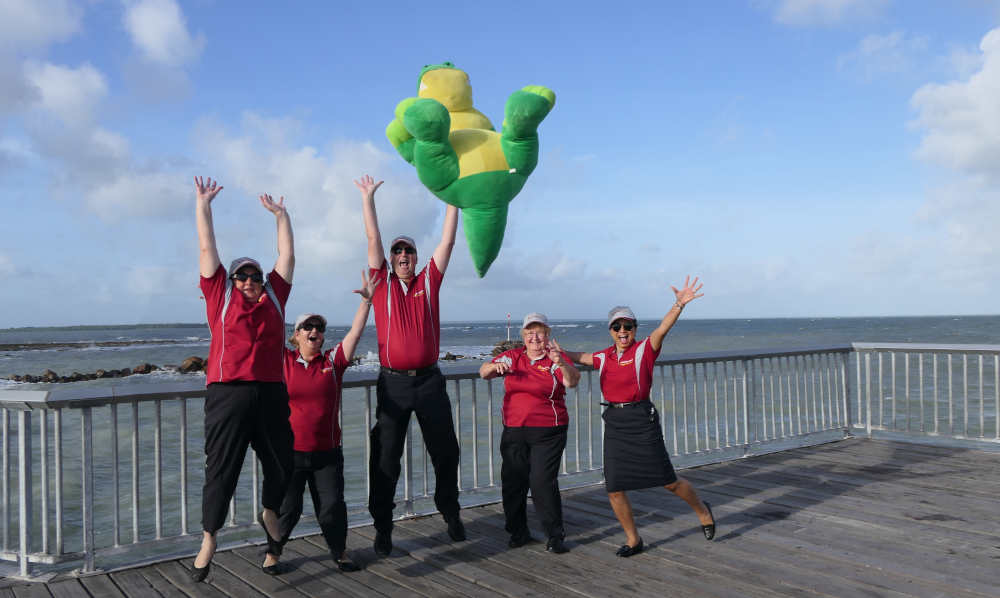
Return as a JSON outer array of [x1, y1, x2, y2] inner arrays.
[[492, 347, 571, 427], [593, 338, 661, 404], [201, 265, 291, 384], [369, 259, 442, 370], [283, 345, 349, 451]]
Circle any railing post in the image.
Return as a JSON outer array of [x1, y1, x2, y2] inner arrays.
[[81, 407, 95, 573], [864, 351, 872, 437], [18, 409, 32, 577], [741, 359, 751, 454], [841, 351, 851, 437]]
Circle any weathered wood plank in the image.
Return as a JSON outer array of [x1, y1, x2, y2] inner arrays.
[[108, 569, 168, 598], [151, 561, 229, 598], [9, 584, 51, 598], [44, 580, 89, 598], [78, 575, 126, 598], [174, 557, 270, 598], [132, 567, 191, 598]]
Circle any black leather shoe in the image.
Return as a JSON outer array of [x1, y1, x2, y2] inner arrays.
[[335, 557, 361, 572], [545, 536, 569, 554], [702, 501, 716, 541], [446, 516, 466, 542], [190, 561, 210, 582], [374, 529, 392, 557], [261, 560, 288, 576], [615, 538, 644, 557], [508, 532, 533, 549]]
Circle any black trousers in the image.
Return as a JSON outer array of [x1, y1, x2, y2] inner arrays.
[[500, 425, 567, 540], [202, 381, 294, 534], [368, 368, 460, 532], [277, 448, 347, 555]]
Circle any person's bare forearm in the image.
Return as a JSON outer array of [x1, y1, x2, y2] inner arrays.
[[196, 199, 220, 277], [274, 210, 295, 282]]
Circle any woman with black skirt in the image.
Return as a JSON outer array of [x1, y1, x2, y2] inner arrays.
[[564, 277, 716, 557], [480, 313, 580, 553], [192, 176, 296, 580]]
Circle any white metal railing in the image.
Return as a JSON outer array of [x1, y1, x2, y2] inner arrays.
[[9, 342, 992, 578], [852, 343, 1000, 444]]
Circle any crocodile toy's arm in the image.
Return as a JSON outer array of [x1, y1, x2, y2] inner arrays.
[[385, 97, 419, 164]]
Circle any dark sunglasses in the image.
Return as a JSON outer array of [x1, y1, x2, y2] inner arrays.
[[611, 322, 635, 332], [299, 323, 326, 333], [391, 246, 416, 255], [231, 272, 263, 283]]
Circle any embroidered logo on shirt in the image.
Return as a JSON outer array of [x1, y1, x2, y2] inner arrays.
[[619, 359, 634, 366], [535, 364, 549, 372], [322, 367, 333, 373], [414, 289, 426, 298]]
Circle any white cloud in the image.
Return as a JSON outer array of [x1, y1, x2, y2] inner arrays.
[[837, 31, 929, 80], [0, 0, 82, 50], [22, 61, 107, 126], [911, 27, 1000, 182], [769, 0, 889, 26], [85, 169, 189, 221], [122, 0, 204, 67], [194, 112, 440, 271], [0, 254, 14, 277]]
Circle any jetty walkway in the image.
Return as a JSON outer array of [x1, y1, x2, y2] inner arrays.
[[2, 437, 997, 597]]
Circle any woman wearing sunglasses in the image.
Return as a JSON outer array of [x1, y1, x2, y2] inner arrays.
[[564, 276, 716, 557], [480, 313, 580, 554], [264, 270, 378, 572], [192, 176, 296, 580]]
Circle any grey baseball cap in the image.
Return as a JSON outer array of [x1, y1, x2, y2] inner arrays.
[[607, 306, 637, 326]]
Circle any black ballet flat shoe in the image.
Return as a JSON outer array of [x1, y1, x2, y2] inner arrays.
[[545, 536, 569, 554], [702, 501, 716, 541], [615, 538, 644, 557], [257, 512, 284, 558], [374, 529, 393, 557], [261, 560, 289, 576], [446, 516, 466, 542], [335, 556, 361, 572], [190, 561, 210, 582], [508, 532, 533, 549]]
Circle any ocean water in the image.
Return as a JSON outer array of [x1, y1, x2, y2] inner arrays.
[[2, 315, 999, 389]]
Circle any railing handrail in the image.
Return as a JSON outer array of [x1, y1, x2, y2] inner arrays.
[[852, 342, 1000, 353], [0, 344, 858, 408]]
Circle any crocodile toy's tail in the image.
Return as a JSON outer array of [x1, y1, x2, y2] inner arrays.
[[462, 205, 507, 278]]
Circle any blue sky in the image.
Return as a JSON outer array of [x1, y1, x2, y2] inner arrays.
[[2, 0, 1000, 327]]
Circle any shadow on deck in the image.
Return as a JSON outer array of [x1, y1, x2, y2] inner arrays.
[[3, 438, 998, 597]]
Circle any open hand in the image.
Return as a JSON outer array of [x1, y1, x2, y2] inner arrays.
[[671, 275, 704, 306], [194, 176, 223, 203], [547, 339, 564, 366], [353, 269, 380, 301], [353, 174, 383, 198], [259, 194, 286, 216]]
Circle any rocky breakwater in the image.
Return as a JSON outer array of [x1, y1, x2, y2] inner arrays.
[[7, 356, 207, 384]]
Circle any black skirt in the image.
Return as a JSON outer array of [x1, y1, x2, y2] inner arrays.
[[602, 400, 677, 492]]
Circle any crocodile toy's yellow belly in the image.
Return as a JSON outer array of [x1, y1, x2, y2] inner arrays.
[[450, 129, 509, 179]]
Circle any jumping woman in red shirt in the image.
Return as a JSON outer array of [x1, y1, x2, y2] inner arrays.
[[268, 270, 377, 572], [192, 176, 295, 580], [564, 277, 716, 557]]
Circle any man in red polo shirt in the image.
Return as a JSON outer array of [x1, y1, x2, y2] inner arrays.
[[355, 174, 463, 557]]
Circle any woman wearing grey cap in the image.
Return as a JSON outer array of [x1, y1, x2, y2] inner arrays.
[[564, 276, 716, 557], [481, 312, 580, 554], [266, 270, 378, 572], [192, 176, 296, 580]]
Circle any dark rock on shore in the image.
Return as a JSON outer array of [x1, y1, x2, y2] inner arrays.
[[491, 340, 524, 357], [179, 356, 205, 373], [6, 357, 205, 384], [441, 352, 464, 361]]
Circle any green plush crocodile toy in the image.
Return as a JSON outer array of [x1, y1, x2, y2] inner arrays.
[[385, 62, 555, 277]]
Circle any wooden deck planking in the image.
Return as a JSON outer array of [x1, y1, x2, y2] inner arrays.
[[4, 438, 998, 597]]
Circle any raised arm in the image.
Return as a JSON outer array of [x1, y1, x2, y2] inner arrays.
[[432, 204, 459, 274], [548, 339, 581, 388], [260, 194, 294, 283], [562, 350, 594, 368], [341, 270, 379, 361], [195, 176, 223, 278], [354, 175, 385, 269], [649, 275, 704, 352]]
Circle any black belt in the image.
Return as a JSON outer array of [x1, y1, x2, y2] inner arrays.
[[601, 400, 650, 409], [380, 365, 439, 377]]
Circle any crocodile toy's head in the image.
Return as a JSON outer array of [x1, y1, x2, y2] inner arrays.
[[417, 61, 473, 112]]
